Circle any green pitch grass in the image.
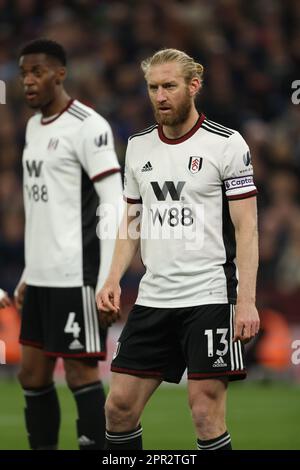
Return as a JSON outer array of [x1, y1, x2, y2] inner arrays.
[[0, 380, 299, 450]]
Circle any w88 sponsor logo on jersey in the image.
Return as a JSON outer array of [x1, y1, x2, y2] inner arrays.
[[144, 180, 204, 247], [25, 184, 48, 202], [24, 159, 49, 202], [150, 203, 193, 228]]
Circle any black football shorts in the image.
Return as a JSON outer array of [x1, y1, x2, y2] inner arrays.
[[111, 303, 246, 383], [20, 285, 106, 359]]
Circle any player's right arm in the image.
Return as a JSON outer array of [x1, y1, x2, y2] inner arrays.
[[96, 203, 140, 326], [15, 121, 31, 312], [14, 269, 27, 311]]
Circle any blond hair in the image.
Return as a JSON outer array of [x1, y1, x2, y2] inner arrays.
[[141, 48, 204, 87]]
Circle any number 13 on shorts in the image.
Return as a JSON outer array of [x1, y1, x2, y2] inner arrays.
[[204, 328, 229, 357]]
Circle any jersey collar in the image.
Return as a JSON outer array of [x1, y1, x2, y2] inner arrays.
[[41, 98, 74, 125], [158, 113, 206, 144]]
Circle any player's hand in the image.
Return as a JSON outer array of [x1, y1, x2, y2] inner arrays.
[[96, 280, 121, 328], [0, 289, 11, 308], [233, 302, 260, 343], [14, 282, 27, 311]]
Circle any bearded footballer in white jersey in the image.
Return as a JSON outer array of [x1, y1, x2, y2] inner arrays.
[[97, 49, 260, 450], [15, 39, 122, 450]]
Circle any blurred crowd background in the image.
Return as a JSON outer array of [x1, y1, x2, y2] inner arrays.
[[0, 0, 300, 378]]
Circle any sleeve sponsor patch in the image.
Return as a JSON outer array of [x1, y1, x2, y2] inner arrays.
[[224, 175, 257, 199], [224, 175, 254, 191]]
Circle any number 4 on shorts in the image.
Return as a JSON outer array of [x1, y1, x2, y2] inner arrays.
[[64, 312, 81, 338]]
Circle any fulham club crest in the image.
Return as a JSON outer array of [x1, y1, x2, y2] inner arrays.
[[188, 156, 203, 174]]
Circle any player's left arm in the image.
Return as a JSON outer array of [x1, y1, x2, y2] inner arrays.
[[93, 172, 123, 295], [229, 196, 260, 342], [75, 112, 123, 319]]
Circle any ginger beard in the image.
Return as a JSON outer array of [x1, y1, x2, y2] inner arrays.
[[152, 86, 193, 127]]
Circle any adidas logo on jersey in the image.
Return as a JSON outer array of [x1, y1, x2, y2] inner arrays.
[[212, 357, 227, 367], [141, 161, 153, 172], [47, 138, 59, 150], [78, 435, 96, 446], [68, 339, 84, 350]]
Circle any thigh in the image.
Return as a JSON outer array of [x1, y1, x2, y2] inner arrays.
[[188, 378, 228, 410], [107, 372, 161, 417], [19, 345, 56, 388], [111, 305, 184, 383], [188, 378, 228, 432], [64, 357, 100, 388], [44, 285, 107, 360], [180, 304, 246, 381]]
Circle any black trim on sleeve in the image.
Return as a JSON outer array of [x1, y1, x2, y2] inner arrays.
[[227, 190, 258, 201], [91, 168, 121, 182], [124, 196, 142, 204]]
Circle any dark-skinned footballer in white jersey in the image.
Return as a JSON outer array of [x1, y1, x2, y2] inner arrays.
[[15, 39, 122, 450], [97, 49, 260, 451]]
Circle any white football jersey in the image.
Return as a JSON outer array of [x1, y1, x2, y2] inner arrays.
[[124, 114, 257, 308], [23, 99, 120, 287]]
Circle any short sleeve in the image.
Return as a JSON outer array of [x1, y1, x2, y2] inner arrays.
[[221, 132, 258, 200], [76, 113, 120, 181], [123, 140, 141, 203]]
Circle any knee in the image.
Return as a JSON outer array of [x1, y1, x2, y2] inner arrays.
[[18, 365, 51, 389], [190, 390, 225, 437], [18, 366, 31, 388], [64, 360, 99, 389], [105, 393, 140, 430]]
